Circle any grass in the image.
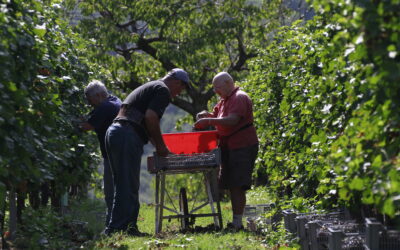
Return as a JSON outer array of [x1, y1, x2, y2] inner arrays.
[[9, 187, 299, 249], [94, 202, 287, 249], [91, 186, 298, 249]]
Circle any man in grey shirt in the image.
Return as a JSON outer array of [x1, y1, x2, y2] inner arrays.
[[104, 69, 191, 236]]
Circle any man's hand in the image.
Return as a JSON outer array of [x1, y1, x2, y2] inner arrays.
[[196, 110, 211, 120], [194, 118, 210, 130], [79, 121, 94, 131], [156, 145, 171, 157]]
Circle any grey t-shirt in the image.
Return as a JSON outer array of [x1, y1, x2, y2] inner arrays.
[[117, 80, 171, 143]]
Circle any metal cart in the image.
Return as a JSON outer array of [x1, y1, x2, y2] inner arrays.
[[147, 149, 223, 234]]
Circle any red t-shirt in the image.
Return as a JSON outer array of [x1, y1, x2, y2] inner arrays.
[[211, 87, 258, 149]]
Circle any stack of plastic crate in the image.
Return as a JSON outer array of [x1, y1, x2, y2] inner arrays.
[[307, 219, 361, 250], [297, 212, 346, 249], [282, 210, 346, 249], [243, 203, 274, 232], [325, 217, 400, 250], [326, 221, 366, 250], [365, 218, 400, 250], [283, 209, 400, 250], [283, 210, 345, 231], [283, 209, 298, 233]]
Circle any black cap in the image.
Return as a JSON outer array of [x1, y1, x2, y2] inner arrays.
[[167, 68, 193, 90]]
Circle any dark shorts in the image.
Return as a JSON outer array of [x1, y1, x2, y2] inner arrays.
[[219, 143, 259, 190]]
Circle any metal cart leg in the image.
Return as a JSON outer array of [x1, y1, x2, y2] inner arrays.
[[158, 173, 165, 232], [155, 174, 160, 234], [179, 187, 190, 230], [155, 173, 166, 234], [204, 172, 222, 228], [216, 195, 223, 229]]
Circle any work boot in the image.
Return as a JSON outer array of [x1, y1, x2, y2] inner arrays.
[[225, 222, 244, 232], [126, 225, 149, 237]]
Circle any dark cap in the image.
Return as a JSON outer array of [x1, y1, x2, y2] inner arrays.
[[167, 68, 193, 90]]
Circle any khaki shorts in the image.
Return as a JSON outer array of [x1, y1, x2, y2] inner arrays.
[[219, 144, 258, 190]]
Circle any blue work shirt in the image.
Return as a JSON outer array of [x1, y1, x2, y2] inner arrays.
[[88, 95, 122, 158]]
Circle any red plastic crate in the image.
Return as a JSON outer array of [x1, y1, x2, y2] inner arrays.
[[162, 130, 218, 154]]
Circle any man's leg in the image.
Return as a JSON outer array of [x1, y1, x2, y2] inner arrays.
[[123, 130, 142, 233], [105, 124, 143, 232], [230, 187, 246, 229], [103, 158, 114, 226], [227, 144, 259, 230]]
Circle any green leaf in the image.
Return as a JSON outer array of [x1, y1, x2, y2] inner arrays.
[[355, 143, 362, 155], [387, 44, 396, 52], [349, 177, 364, 191], [372, 155, 382, 169], [339, 188, 349, 201], [7, 82, 17, 92], [382, 198, 395, 217], [362, 189, 374, 204], [33, 23, 47, 38]]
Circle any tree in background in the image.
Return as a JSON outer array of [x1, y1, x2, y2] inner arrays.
[[64, 0, 288, 118]]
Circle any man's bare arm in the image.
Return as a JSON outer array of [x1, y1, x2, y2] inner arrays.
[[194, 114, 241, 130], [144, 109, 170, 156]]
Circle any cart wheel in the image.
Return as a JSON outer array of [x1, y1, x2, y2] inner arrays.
[[179, 187, 189, 230]]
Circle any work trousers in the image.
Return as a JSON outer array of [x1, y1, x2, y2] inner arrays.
[[103, 158, 113, 226], [105, 123, 144, 231]]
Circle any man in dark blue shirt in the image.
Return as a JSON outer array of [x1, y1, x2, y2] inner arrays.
[[80, 80, 121, 226], [104, 68, 191, 236]]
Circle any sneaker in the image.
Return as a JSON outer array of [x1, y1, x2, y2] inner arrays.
[[101, 228, 121, 237], [100, 229, 108, 237]]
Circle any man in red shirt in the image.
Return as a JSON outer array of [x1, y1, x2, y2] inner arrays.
[[194, 72, 258, 231]]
